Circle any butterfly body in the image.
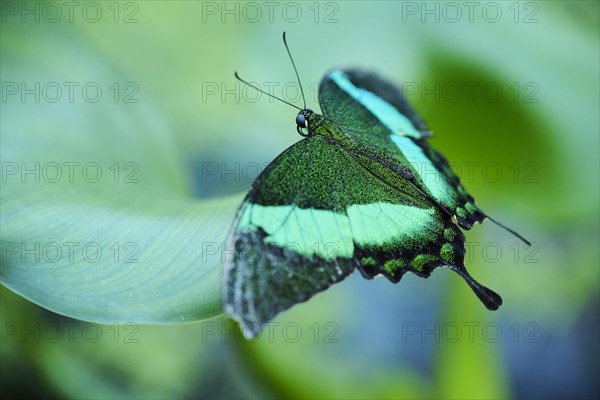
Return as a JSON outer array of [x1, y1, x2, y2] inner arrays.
[[224, 64, 525, 339]]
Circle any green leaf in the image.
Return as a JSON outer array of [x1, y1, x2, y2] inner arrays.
[[1, 187, 239, 323], [0, 22, 239, 323]]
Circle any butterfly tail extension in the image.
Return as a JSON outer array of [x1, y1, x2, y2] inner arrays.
[[444, 263, 503, 310]]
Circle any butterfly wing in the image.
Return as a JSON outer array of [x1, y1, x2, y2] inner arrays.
[[224, 135, 501, 339], [318, 69, 487, 229]]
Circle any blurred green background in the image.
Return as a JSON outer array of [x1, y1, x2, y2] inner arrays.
[[1, 1, 598, 398]]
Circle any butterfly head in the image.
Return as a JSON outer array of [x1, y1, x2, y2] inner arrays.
[[234, 33, 320, 139], [296, 108, 314, 137]]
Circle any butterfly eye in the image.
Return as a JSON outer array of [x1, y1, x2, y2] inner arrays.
[[296, 113, 307, 128], [296, 113, 311, 137]]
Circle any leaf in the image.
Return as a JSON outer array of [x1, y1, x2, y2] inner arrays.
[[0, 21, 239, 322], [1, 188, 240, 323]]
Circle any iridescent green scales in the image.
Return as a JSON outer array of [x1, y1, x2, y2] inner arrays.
[[320, 70, 487, 229], [224, 64, 521, 339]]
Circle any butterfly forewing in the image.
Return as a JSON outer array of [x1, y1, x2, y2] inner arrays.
[[318, 69, 487, 229]]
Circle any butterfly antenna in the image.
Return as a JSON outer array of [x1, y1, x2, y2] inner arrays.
[[234, 71, 303, 111], [282, 31, 307, 110], [486, 215, 532, 246]]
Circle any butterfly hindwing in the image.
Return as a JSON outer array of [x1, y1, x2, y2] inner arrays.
[[224, 136, 355, 338], [224, 135, 500, 338], [318, 69, 487, 229]]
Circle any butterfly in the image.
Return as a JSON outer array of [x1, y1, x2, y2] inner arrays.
[[223, 33, 529, 339]]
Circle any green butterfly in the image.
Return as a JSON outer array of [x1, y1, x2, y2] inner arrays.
[[224, 33, 529, 339]]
